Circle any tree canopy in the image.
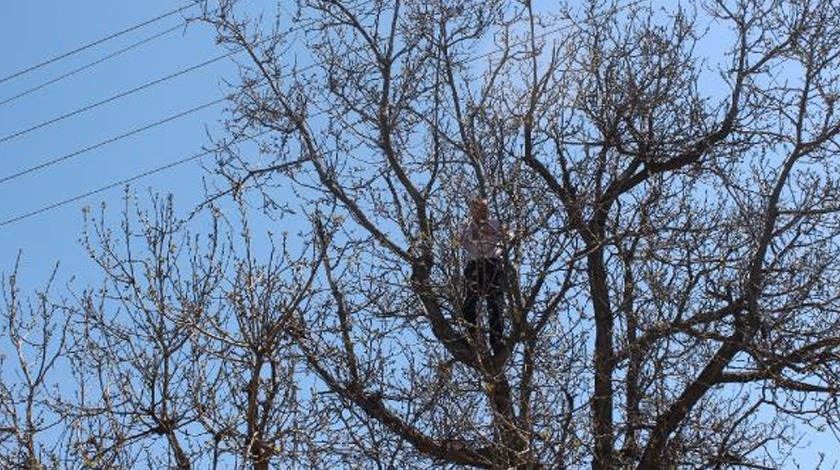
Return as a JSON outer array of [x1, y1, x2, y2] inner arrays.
[[4, 0, 840, 468]]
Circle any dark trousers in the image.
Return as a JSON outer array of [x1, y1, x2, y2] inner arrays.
[[462, 257, 505, 353]]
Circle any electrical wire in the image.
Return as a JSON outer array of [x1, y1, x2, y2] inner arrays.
[[0, 130, 271, 228], [0, 3, 196, 86], [0, 23, 184, 108], [0, 18, 573, 228], [0, 48, 243, 146], [0, 0, 253, 107], [0, 97, 227, 186]]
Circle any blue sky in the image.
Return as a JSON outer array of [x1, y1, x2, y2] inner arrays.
[[0, 1, 233, 288], [1, 1, 837, 467]]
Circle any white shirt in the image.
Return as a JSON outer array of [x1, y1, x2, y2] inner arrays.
[[460, 218, 503, 261]]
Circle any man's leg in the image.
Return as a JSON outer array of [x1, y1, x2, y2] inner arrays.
[[462, 260, 480, 343], [486, 258, 506, 355]]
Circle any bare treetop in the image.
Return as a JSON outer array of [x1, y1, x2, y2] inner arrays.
[[3, 0, 840, 468]]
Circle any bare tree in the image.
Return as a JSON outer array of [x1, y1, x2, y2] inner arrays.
[[0, 258, 71, 470], [3, 0, 840, 468], [55, 192, 329, 470], [197, 0, 840, 468], [186, 202, 327, 470], [65, 194, 220, 469]]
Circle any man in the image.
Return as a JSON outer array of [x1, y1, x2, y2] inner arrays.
[[460, 198, 506, 355]]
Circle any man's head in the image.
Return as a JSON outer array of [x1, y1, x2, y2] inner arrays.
[[470, 198, 489, 221]]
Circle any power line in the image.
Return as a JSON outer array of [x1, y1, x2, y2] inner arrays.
[[0, 97, 227, 186], [0, 154, 204, 228], [0, 3, 196, 86], [0, 130, 270, 228], [0, 23, 184, 108], [0, 0, 253, 107], [0, 20, 573, 228], [0, 48, 243, 146], [0, 1, 305, 146]]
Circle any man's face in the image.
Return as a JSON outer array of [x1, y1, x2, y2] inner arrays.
[[471, 200, 488, 221]]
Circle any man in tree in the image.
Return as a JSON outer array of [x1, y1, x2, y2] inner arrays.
[[460, 198, 507, 355]]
